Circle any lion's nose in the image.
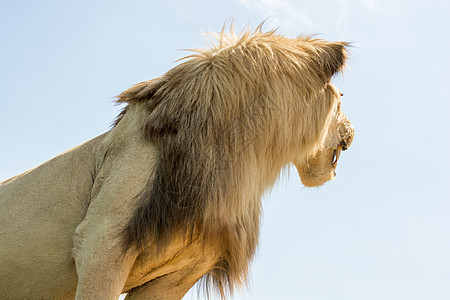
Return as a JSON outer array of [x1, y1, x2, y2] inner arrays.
[[339, 120, 354, 151]]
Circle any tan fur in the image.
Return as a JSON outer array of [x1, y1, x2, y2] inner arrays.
[[0, 26, 354, 299]]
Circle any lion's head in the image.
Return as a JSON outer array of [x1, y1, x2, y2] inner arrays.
[[294, 84, 354, 187]]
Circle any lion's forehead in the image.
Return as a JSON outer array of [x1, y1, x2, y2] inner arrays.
[[328, 83, 341, 95]]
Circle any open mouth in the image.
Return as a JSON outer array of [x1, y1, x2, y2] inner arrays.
[[332, 145, 343, 170]]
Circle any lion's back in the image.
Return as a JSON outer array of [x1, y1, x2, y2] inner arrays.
[[0, 135, 104, 298]]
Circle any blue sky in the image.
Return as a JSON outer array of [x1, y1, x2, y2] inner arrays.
[[1, 1, 449, 299]]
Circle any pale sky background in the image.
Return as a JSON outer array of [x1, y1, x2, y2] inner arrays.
[[1, 1, 449, 299]]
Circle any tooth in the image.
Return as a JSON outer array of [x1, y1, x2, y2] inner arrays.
[[332, 145, 343, 170], [335, 145, 342, 161]]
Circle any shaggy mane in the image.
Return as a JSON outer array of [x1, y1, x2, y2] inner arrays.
[[116, 26, 348, 297]]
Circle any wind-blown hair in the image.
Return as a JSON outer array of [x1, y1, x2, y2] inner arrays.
[[116, 26, 348, 296]]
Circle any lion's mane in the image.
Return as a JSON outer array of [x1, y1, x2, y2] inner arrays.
[[115, 27, 347, 296]]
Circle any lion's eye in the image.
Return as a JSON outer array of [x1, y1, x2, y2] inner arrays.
[[340, 92, 344, 97]]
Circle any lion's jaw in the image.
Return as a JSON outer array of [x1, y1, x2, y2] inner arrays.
[[294, 111, 354, 187]]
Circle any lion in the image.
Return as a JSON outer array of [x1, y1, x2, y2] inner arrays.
[[0, 26, 354, 299]]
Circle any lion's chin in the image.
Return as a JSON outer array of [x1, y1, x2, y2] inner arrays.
[[295, 166, 335, 187], [294, 146, 341, 187]]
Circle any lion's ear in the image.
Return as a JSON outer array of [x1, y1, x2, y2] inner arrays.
[[311, 41, 349, 82]]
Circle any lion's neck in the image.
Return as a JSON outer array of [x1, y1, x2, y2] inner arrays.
[[113, 102, 287, 295]]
